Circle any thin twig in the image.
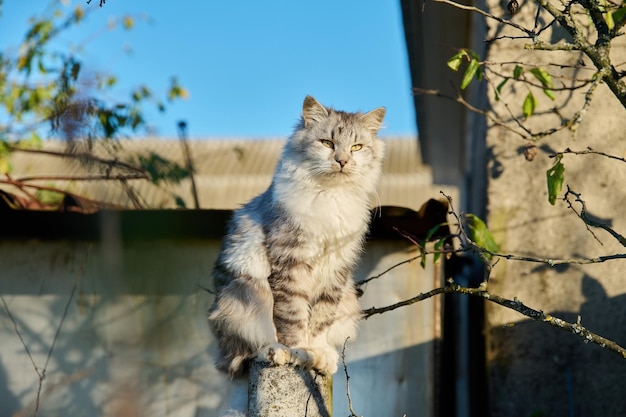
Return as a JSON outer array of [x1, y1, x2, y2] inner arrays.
[[0, 177, 122, 208], [341, 338, 360, 417], [0, 295, 39, 374], [15, 174, 148, 182], [119, 177, 144, 209], [412, 87, 528, 139], [1, 282, 79, 417], [564, 187, 626, 247], [434, 0, 534, 36], [9, 146, 148, 176], [357, 255, 422, 287], [357, 247, 464, 287], [550, 147, 626, 164]]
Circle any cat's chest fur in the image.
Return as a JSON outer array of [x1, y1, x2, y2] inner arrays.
[[270, 177, 370, 295]]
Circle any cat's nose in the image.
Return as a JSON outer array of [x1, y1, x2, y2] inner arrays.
[[336, 158, 348, 168]]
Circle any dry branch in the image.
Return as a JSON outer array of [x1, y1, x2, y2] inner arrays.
[[362, 282, 626, 359]]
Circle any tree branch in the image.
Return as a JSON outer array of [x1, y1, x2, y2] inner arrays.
[[8, 146, 149, 176], [433, 0, 534, 37], [564, 186, 626, 247], [362, 282, 626, 359]]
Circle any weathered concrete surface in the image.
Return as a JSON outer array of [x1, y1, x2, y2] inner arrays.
[[481, 1, 626, 415], [249, 362, 332, 417], [0, 232, 444, 417]]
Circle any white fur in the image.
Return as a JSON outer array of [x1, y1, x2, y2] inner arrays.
[[210, 96, 386, 409]]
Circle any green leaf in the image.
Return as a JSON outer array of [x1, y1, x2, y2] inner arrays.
[[605, 10, 615, 30], [37, 58, 47, 74], [70, 62, 81, 81], [133, 152, 190, 184], [461, 58, 479, 90], [495, 78, 509, 101], [0, 140, 10, 158], [447, 51, 468, 71], [542, 88, 555, 100], [433, 238, 446, 265], [420, 247, 427, 269], [523, 92, 537, 119], [0, 140, 12, 173], [167, 77, 189, 101], [613, 7, 626, 25], [546, 155, 565, 205], [174, 195, 187, 208], [17, 131, 43, 149], [74, 6, 85, 23], [122, 16, 135, 30], [465, 214, 499, 258], [423, 224, 442, 243], [469, 51, 483, 81], [513, 65, 524, 79], [36, 188, 65, 206], [530, 67, 555, 100]]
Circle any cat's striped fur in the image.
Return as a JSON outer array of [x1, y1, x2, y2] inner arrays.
[[208, 95, 385, 378]]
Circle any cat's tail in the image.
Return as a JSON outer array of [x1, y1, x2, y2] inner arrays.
[[218, 376, 248, 417]]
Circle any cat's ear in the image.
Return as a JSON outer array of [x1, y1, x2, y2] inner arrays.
[[360, 107, 386, 134], [302, 95, 329, 127]]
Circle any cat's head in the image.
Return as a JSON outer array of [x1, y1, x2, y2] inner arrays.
[[284, 95, 386, 186]]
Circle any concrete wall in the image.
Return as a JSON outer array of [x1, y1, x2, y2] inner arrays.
[[480, 2, 626, 415], [0, 234, 440, 417], [401, 0, 626, 414]]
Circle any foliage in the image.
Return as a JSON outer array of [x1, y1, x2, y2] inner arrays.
[[0, 1, 191, 209], [403, 0, 626, 370], [129, 151, 190, 185], [425, 0, 626, 206], [546, 154, 565, 205]]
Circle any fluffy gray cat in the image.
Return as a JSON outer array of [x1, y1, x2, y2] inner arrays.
[[208, 96, 386, 381]]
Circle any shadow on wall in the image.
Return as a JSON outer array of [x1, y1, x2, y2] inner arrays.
[[334, 342, 435, 417], [0, 364, 21, 416], [0, 240, 226, 417], [0, 290, 225, 417], [488, 273, 626, 417], [0, 235, 440, 417]]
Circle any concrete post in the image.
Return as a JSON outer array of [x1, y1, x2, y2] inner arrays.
[[248, 360, 332, 417]]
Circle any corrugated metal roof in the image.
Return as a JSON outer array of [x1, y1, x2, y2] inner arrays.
[[4, 137, 432, 210]]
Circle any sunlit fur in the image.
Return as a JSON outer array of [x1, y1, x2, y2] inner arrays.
[[208, 96, 386, 388]]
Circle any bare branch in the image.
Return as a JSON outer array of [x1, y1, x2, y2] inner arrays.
[[362, 283, 626, 359], [15, 174, 148, 182], [489, 251, 626, 265], [527, 40, 581, 51], [0, 177, 123, 209], [8, 146, 148, 176], [433, 0, 535, 37], [550, 147, 626, 164], [356, 247, 463, 288], [357, 255, 422, 287], [341, 338, 360, 417], [1, 280, 80, 416], [564, 187, 626, 247], [412, 87, 528, 139], [119, 177, 145, 209]]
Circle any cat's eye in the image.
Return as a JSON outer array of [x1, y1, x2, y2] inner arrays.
[[320, 139, 334, 149], [351, 144, 363, 151]]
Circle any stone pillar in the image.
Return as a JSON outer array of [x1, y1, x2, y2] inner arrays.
[[248, 361, 332, 417]]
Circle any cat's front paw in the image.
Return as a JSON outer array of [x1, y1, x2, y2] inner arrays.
[[256, 343, 307, 367], [256, 344, 339, 375], [302, 346, 339, 375]]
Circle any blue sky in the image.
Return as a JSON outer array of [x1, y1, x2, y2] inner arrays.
[[1, 1, 417, 139]]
